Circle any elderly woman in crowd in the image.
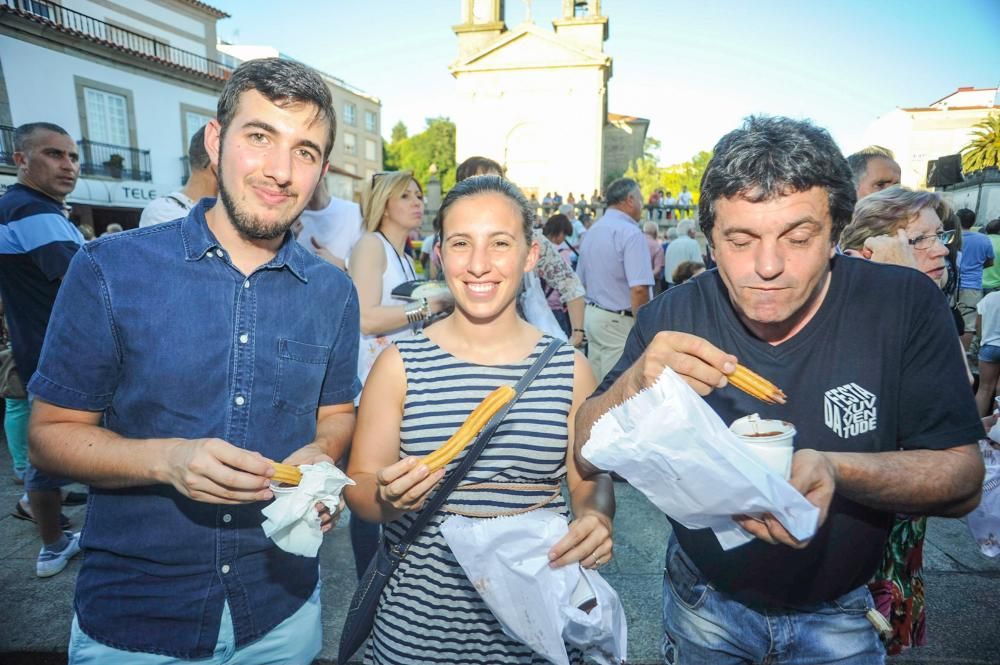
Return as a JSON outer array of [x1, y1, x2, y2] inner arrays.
[[839, 185, 958, 656]]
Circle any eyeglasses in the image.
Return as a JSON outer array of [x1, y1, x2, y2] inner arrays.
[[908, 229, 955, 250], [371, 171, 389, 187]]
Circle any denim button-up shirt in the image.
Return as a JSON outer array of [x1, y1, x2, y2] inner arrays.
[[30, 199, 360, 658]]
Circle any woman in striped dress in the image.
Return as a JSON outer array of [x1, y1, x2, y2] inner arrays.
[[345, 175, 615, 664]]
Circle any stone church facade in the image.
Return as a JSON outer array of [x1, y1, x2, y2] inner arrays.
[[451, 0, 646, 199]]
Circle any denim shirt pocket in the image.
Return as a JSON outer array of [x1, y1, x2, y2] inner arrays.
[[665, 542, 711, 610], [273, 339, 331, 415]]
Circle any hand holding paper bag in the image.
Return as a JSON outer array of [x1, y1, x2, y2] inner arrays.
[[582, 367, 820, 550], [441, 510, 627, 665]]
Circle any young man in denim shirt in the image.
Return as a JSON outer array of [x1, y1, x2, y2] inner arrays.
[[29, 58, 359, 664]]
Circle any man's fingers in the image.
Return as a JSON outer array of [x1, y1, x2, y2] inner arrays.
[[183, 475, 273, 504], [209, 440, 274, 477]]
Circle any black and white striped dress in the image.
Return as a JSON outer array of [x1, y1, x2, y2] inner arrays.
[[364, 334, 584, 665]]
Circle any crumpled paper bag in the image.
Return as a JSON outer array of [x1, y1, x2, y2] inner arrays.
[[582, 367, 819, 550], [261, 461, 355, 557], [440, 510, 626, 665], [967, 439, 1000, 557]]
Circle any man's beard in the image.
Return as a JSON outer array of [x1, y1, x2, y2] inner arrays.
[[217, 161, 298, 241]]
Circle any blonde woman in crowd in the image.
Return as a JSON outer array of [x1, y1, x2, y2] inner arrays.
[[346, 170, 452, 577]]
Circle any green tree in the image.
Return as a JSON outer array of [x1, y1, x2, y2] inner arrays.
[[624, 149, 712, 204], [383, 117, 457, 190], [390, 121, 408, 144], [962, 112, 1000, 174]]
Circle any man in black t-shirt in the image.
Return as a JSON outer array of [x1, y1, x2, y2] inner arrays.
[[574, 116, 985, 665]]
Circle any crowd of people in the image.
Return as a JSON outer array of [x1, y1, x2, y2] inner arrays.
[[0, 55, 993, 665]]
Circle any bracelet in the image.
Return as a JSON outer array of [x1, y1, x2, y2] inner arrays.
[[573, 328, 585, 333], [405, 298, 430, 325]]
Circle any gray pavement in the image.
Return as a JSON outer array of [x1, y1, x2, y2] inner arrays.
[[1, 446, 998, 664]]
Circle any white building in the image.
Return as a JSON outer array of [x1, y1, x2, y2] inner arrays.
[[862, 86, 999, 189], [0, 0, 232, 231]]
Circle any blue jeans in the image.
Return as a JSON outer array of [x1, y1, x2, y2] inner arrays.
[[349, 510, 380, 579], [69, 583, 321, 664], [662, 540, 885, 665]]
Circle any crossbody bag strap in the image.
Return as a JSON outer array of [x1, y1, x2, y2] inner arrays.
[[389, 337, 563, 559]]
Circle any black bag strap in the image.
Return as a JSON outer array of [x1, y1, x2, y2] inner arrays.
[[388, 337, 563, 560]]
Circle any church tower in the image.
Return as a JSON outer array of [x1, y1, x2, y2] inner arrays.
[[450, 0, 612, 198], [552, 1, 608, 53], [454, 0, 507, 60]]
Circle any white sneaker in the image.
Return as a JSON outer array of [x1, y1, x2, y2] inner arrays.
[[36, 531, 81, 578]]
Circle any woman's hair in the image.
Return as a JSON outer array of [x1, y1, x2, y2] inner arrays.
[[672, 261, 705, 285], [433, 175, 534, 244], [543, 213, 572, 239], [456, 156, 503, 182], [361, 170, 422, 233], [840, 186, 949, 251]]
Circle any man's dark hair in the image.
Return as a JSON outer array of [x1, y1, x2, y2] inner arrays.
[[456, 156, 504, 182], [434, 175, 533, 242], [216, 58, 336, 159], [187, 126, 211, 171], [14, 122, 71, 152], [543, 213, 573, 239], [845, 145, 895, 187], [984, 218, 1000, 236], [699, 116, 856, 245], [605, 178, 639, 207], [957, 208, 976, 230]]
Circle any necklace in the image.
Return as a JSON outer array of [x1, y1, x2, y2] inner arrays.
[[377, 230, 416, 281]]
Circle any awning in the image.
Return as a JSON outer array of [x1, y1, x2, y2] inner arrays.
[[0, 175, 175, 209]]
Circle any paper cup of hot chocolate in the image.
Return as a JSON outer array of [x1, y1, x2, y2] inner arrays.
[[729, 414, 795, 480]]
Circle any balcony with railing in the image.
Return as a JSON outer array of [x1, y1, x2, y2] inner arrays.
[[78, 139, 152, 182], [0, 124, 14, 168], [1, 0, 233, 81]]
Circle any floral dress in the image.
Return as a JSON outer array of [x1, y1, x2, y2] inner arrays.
[[868, 515, 926, 655]]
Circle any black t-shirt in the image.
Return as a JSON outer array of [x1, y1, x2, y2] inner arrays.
[[597, 255, 983, 607]]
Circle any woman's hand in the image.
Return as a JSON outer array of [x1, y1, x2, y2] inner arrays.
[[547, 511, 613, 569], [428, 293, 455, 317], [862, 230, 918, 269], [376, 456, 445, 513]]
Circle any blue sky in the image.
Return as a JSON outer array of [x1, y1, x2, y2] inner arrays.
[[210, 0, 1000, 165]]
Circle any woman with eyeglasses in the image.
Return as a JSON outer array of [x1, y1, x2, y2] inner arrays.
[[839, 185, 959, 656], [346, 170, 452, 578]]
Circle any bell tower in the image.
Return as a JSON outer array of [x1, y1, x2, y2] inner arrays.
[[454, 0, 507, 60], [552, 0, 608, 52]]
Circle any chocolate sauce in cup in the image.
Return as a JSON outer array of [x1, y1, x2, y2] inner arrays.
[[729, 414, 795, 480]]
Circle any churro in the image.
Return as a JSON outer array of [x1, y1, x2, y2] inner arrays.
[[728, 365, 787, 405], [421, 385, 516, 471], [270, 462, 302, 486]]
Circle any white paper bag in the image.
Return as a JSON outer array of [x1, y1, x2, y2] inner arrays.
[[521, 272, 568, 341], [261, 461, 355, 557], [441, 511, 626, 665], [582, 367, 819, 549], [967, 440, 1000, 557]]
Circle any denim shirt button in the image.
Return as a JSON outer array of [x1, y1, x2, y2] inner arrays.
[[221, 564, 231, 574], [206, 251, 214, 258], [239, 333, 249, 344], [222, 513, 232, 524], [243, 279, 250, 289], [234, 395, 245, 406]]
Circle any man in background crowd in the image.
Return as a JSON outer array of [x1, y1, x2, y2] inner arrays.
[[662, 219, 703, 289], [847, 146, 901, 199], [0, 122, 85, 578], [295, 176, 363, 270], [139, 126, 219, 227], [576, 177, 653, 382], [957, 207, 994, 351]]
